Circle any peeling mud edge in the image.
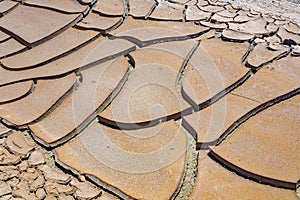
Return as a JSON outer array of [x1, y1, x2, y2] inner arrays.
[[173, 121, 198, 200]]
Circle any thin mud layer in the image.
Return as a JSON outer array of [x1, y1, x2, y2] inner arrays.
[[0, 0, 299, 199]]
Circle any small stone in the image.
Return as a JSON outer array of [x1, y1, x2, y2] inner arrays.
[[5, 131, 34, 157], [30, 174, 45, 192], [0, 181, 12, 196], [29, 151, 46, 166], [39, 165, 71, 184], [71, 179, 101, 199], [35, 188, 46, 200]]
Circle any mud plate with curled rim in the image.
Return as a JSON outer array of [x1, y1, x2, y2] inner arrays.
[[0, 0, 299, 199]]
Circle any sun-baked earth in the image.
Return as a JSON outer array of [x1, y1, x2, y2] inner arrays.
[[0, 0, 299, 199]]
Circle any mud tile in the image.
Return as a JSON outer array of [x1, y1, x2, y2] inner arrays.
[[149, 1, 184, 21], [2, 28, 99, 70], [182, 38, 249, 107], [199, 5, 224, 13], [7, 177, 19, 187], [264, 34, 282, 43], [184, 94, 258, 144], [0, 181, 12, 197], [0, 73, 76, 126], [0, 0, 18, 16], [76, 12, 122, 32], [277, 26, 300, 44], [24, 0, 87, 14], [246, 42, 289, 68], [266, 22, 279, 33], [129, 0, 156, 18], [283, 22, 300, 35], [233, 14, 253, 23], [35, 188, 46, 199], [70, 179, 101, 199], [93, 0, 125, 16], [217, 9, 237, 18], [199, 21, 227, 29], [55, 120, 187, 200], [208, 0, 228, 6], [39, 165, 71, 184], [292, 45, 300, 56], [13, 180, 38, 200], [0, 146, 20, 165], [29, 57, 128, 146], [29, 174, 45, 192], [5, 131, 34, 157], [0, 81, 33, 103], [190, 154, 298, 199], [222, 29, 254, 41], [224, 4, 237, 13], [0, 123, 10, 137], [212, 94, 300, 184], [0, 5, 81, 46], [29, 151, 45, 166], [186, 5, 211, 21], [235, 56, 300, 103], [268, 42, 287, 51], [17, 160, 29, 171], [0, 31, 10, 42], [0, 38, 26, 58], [110, 16, 209, 42], [229, 17, 271, 35], [54, 182, 74, 194], [211, 14, 234, 23], [99, 45, 191, 124]]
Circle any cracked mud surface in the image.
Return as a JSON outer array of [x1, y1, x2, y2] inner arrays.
[[0, 0, 299, 199]]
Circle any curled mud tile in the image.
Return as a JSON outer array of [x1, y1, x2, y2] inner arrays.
[[208, 0, 228, 6], [0, 181, 12, 197], [0, 73, 76, 126], [0, 38, 26, 58], [277, 26, 300, 44], [181, 38, 250, 108], [1, 28, 100, 70], [212, 94, 300, 185], [0, 5, 82, 47], [199, 21, 227, 29], [0, 37, 135, 86], [109, 16, 210, 43], [246, 42, 289, 68], [185, 5, 211, 21], [235, 56, 300, 103], [211, 14, 234, 23], [221, 29, 254, 41], [183, 94, 259, 144], [5, 131, 34, 157], [70, 179, 101, 199], [128, 0, 156, 18], [199, 5, 224, 13], [0, 0, 18, 16], [268, 42, 288, 51], [233, 14, 253, 23], [0, 31, 10, 43], [38, 165, 71, 184], [23, 0, 88, 14], [190, 154, 298, 199], [0, 81, 33, 104], [149, 1, 185, 21], [76, 12, 122, 32], [99, 46, 191, 125], [217, 9, 237, 18], [228, 17, 271, 35], [93, 0, 125, 17], [29, 57, 129, 147], [55, 120, 187, 200], [283, 22, 300, 35]]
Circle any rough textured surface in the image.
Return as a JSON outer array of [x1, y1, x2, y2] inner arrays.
[[0, 0, 299, 199]]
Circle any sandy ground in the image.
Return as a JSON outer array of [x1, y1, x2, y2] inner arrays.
[[226, 0, 300, 24]]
